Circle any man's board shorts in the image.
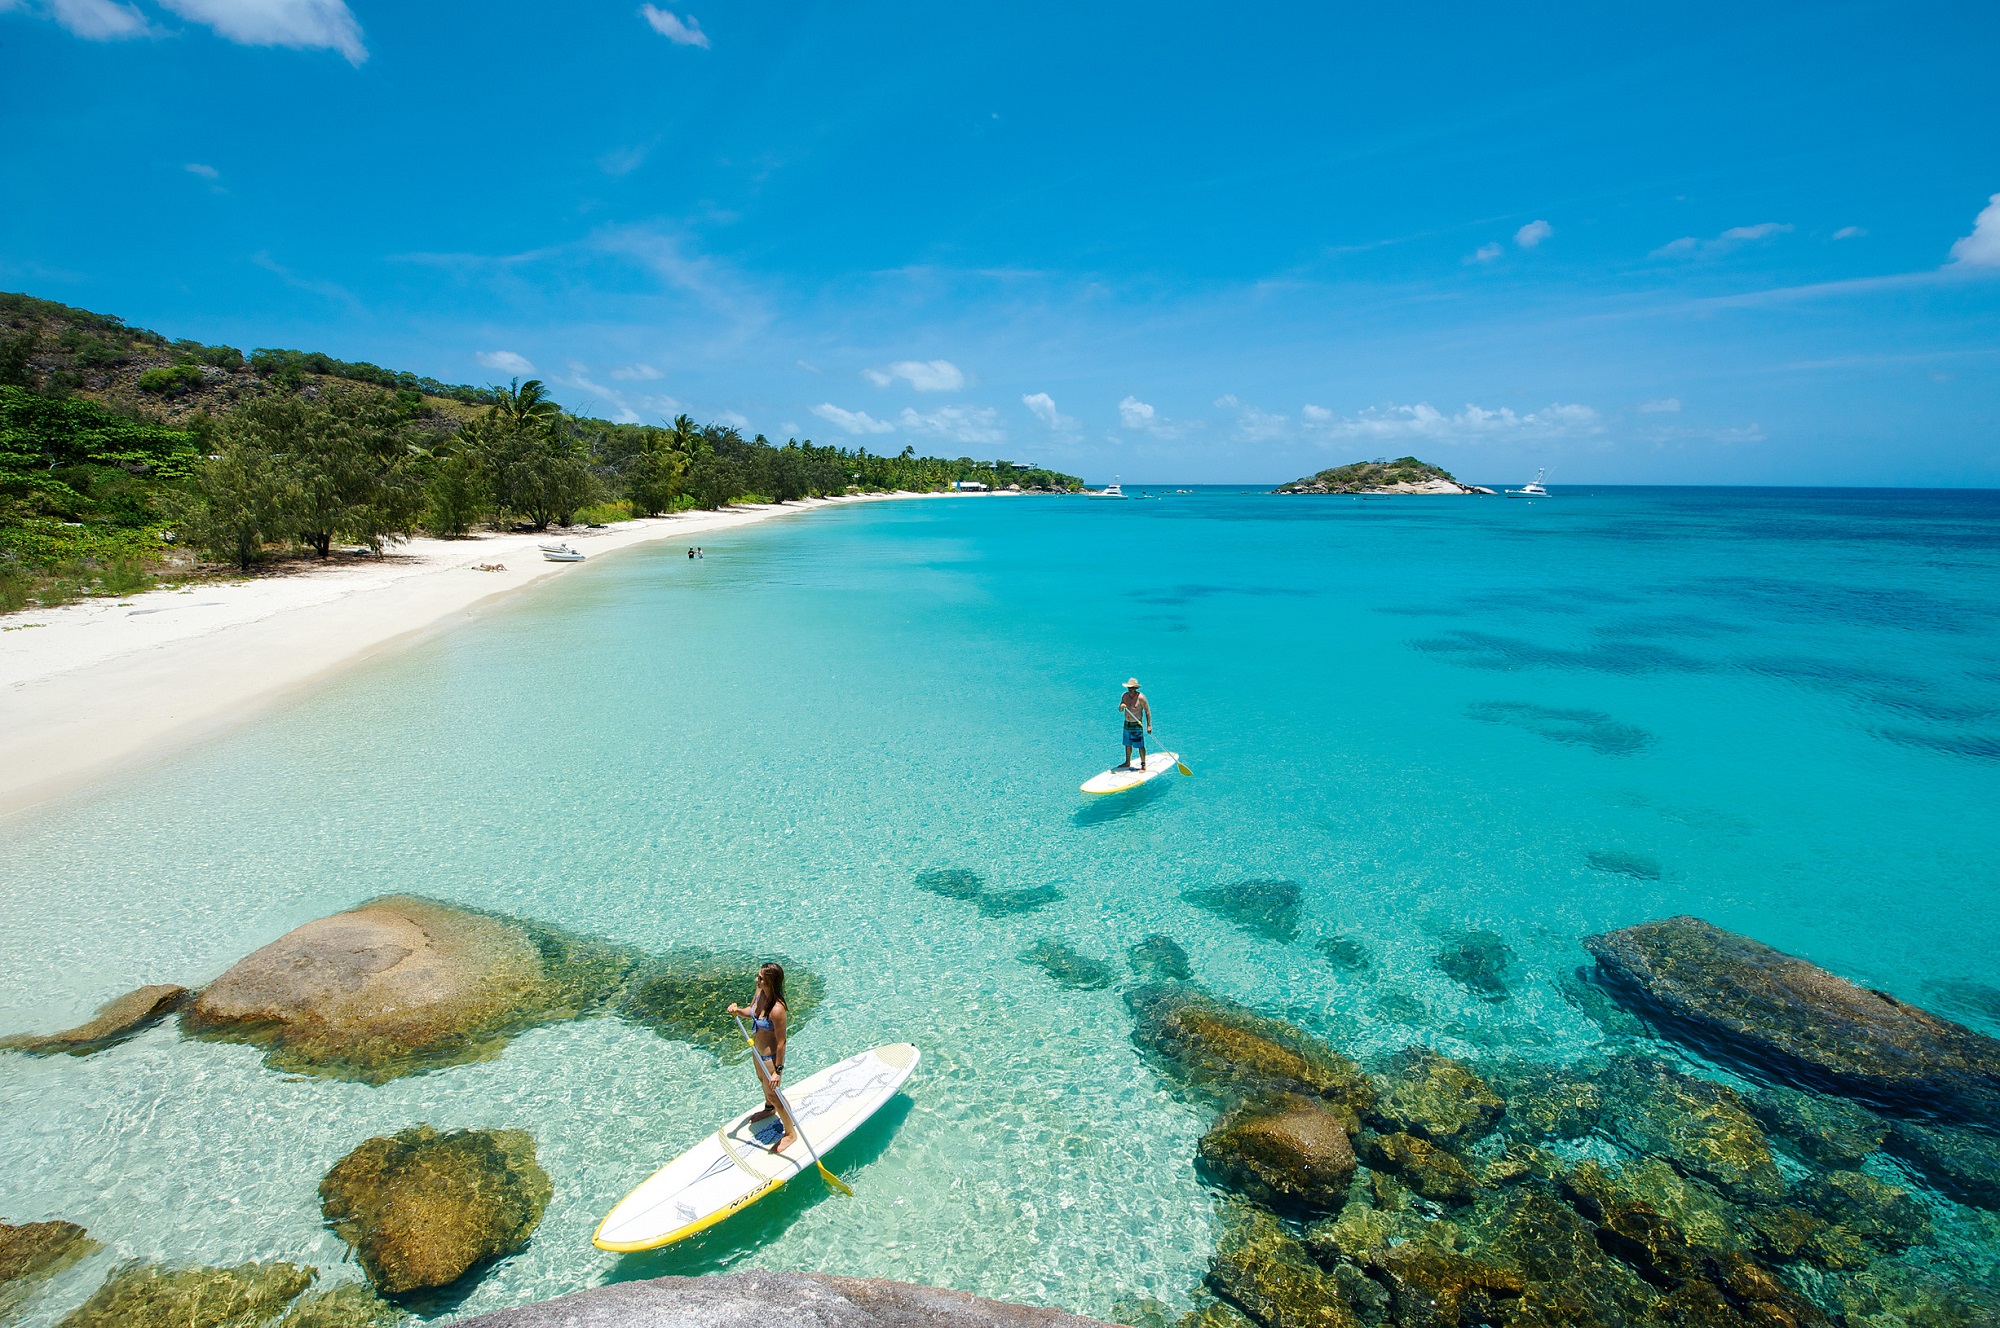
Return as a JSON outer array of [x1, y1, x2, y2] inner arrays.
[[1123, 723, 1145, 746]]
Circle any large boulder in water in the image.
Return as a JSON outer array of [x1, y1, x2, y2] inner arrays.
[[0, 1220, 97, 1318], [55, 1260, 318, 1328], [1126, 985, 1375, 1117], [451, 1272, 1122, 1328], [1373, 1047, 1504, 1144], [1197, 1094, 1358, 1215], [1600, 1056, 1784, 1202], [1583, 916, 2000, 1125], [319, 1125, 551, 1295], [183, 896, 635, 1083], [181, 895, 819, 1083], [1206, 1204, 1359, 1328], [0, 985, 190, 1057]]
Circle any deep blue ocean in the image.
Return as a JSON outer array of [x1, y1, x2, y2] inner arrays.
[[1, 486, 1996, 1321]]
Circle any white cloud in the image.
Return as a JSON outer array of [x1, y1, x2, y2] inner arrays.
[[1234, 407, 1289, 442], [1948, 193, 2000, 268], [862, 359, 965, 392], [46, 0, 151, 38], [1653, 222, 1793, 258], [795, 360, 820, 374], [599, 143, 651, 176], [476, 350, 534, 375], [1515, 219, 1553, 249], [1833, 226, 1866, 240], [1021, 392, 1077, 433], [717, 410, 750, 431], [1638, 398, 1682, 413], [813, 403, 895, 435], [897, 405, 1004, 445], [640, 4, 708, 47], [184, 162, 219, 179], [1301, 404, 1333, 422], [157, 0, 366, 63], [1302, 401, 1602, 443], [611, 363, 662, 381], [1469, 242, 1504, 263], [1118, 396, 1157, 429], [1213, 393, 1239, 408]]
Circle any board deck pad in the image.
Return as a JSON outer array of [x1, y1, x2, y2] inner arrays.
[[594, 1042, 920, 1252], [1080, 751, 1180, 795]]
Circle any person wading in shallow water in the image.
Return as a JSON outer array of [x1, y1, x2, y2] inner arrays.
[[727, 963, 795, 1154], [1118, 677, 1152, 770]]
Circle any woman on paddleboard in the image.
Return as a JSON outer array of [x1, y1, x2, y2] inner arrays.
[[727, 963, 796, 1153]]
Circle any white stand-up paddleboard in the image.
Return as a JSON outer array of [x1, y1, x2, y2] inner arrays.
[[1081, 751, 1181, 795], [593, 1043, 920, 1252]]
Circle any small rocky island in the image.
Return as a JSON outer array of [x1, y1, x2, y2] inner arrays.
[[1275, 458, 1493, 495]]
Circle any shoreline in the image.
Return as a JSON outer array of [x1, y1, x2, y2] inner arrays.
[[0, 492, 950, 819]]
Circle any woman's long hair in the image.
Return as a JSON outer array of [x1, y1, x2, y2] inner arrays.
[[754, 962, 786, 1016]]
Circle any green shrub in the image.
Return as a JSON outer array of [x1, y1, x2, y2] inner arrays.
[[137, 364, 206, 397], [0, 563, 28, 612], [98, 557, 148, 595]]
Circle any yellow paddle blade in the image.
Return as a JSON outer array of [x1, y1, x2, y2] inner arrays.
[[1177, 761, 1193, 776], [817, 1161, 855, 1196]]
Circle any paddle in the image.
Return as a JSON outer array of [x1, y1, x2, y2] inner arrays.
[[731, 1013, 853, 1197]]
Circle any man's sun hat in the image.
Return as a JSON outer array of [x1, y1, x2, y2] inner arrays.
[[1125, 677, 1140, 688]]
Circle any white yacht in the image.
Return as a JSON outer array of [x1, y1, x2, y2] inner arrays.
[[1088, 477, 1129, 500], [1504, 468, 1550, 498]]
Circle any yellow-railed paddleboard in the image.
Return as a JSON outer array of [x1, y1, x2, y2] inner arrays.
[[1081, 751, 1181, 795], [593, 1042, 919, 1252]]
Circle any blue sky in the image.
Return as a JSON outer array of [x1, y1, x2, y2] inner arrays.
[[3, 0, 1997, 484]]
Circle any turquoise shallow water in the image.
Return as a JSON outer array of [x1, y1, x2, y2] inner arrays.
[[1, 486, 1998, 1321]]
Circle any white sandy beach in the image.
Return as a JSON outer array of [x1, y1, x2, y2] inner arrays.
[[0, 493, 952, 818]]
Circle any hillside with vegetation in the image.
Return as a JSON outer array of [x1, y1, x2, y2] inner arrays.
[[1274, 456, 1488, 494], [0, 292, 1080, 612]]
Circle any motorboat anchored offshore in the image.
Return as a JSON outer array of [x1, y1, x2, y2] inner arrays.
[[1088, 477, 1129, 500], [1504, 468, 1550, 498]]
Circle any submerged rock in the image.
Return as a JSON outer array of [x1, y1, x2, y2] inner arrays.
[[1206, 1205, 1358, 1328], [914, 869, 986, 900], [1583, 915, 2000, 1124], [1183, 881, 1303, 945], [1486, 1058, 1603, 1141], [1365, 1239, 1523, 1328], [1586, 850, 1662, 882], [1798, 1170, 1929, 1253], [1373, 1047, 1504, 1145], [1019, 941, 1117, 990], [319, 1126, 551, 1295], [618, 948, 822, 1059], [1433, 931, 1513, 1002], [1355, 1131, 1481, 1205], [1316, 936, 1369, 974], [1, 1220, 97, 1318], [451, 1273, 1122, 1328], [977, 886, 1066, 918], [1601, 1056, 1785, 1201], [1882, 1118, 2000, 1209], [1128, 935, 1192, 982], [1748, 1083, 1888, 1170], [0, 985, 190, 1057], [1474, 1189, 1659, 1328], [1176, 1301, 1258, 1328], [278, 1283, 408, 1327], [1126, 985, 1375, 1114], [56, 1260, 317, 1328], [1836, 1261, 2000, 1328], [1197, 1094, 1357, 1215], [181, 895, 819, 1082]]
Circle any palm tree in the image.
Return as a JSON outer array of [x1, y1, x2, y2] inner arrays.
[[490, 378, 560, 432]]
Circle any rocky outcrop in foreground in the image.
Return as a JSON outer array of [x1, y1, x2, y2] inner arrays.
[[452, 1273, 1119, 1328], [1583, 916, 2000, 1125], [173, 894, 820, 1083], [0, 985, 189, 1056], [320, 1126, 551, 1295]]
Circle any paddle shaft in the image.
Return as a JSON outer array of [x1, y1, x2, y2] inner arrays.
[[732, 1013, 849, 1193]]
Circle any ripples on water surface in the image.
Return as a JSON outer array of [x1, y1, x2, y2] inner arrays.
[[1, 486, 1996, 1321]]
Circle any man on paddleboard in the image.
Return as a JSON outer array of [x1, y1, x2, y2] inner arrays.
[[1119, 678, 1152, 770]]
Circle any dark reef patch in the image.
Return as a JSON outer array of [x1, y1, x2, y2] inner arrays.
[[1316, 935, 1369, 973], [1875, 727, 2000, 762], [914, 869, 986, 901], [1466, 701, 1652, 756], [1019, 940, 1117, 990], [976, 885, 1066, 918], [1587, 850, 1662, 882], [1183, 880, 1304, 944], [1434, 930, 1514, 1001], [1413, 630, 1710, 675], [1128, 934, 1192, 982]]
